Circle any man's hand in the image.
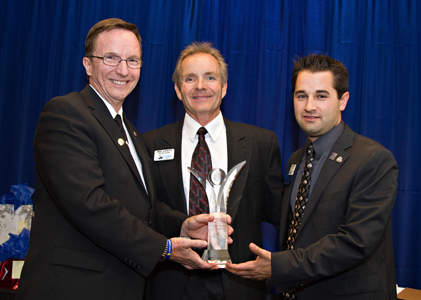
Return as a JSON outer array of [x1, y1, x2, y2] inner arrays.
[[225, 243, 272, 281], [169, 237, 218, 270], [180, 214, 234, 244]]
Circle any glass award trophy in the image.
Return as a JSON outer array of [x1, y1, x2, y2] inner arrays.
[[188, 161, 246, 268]]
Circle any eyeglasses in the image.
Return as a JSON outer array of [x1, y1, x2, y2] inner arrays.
[[88, 55, 143, 69]]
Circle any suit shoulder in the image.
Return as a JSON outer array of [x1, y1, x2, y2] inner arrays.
[[227, 121, 277, 136], [352, 133, 394, 158], [142, 122, 181, 149], [142, 122, 177, 138], [287, 147, 304, 165], [49, 90, 83, 104], [40, 91, 88, 118]]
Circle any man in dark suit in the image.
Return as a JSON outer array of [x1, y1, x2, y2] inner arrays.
[[226, 54, 398, 299], [17, 19, 220, 300], [142, 42, 284, 300]]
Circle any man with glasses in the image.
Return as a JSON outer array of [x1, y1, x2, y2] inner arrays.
[[17, 18, 222, 300]]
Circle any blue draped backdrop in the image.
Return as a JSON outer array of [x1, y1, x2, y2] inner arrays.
[[1, 0, 420, 290]]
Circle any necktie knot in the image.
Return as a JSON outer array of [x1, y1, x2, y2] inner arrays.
[[114, 114, 123, 126], [307, 143, 315, 160], [197, 127, 208, 139]]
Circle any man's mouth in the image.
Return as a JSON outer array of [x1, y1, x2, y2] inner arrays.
[[111, 80, 127, 85], [193, 95, 211, 99]]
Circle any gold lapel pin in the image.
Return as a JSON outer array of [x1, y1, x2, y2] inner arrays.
[[329, 152, 338, 160], [118, 138, 125, 146], [336, 156, 343, 163]]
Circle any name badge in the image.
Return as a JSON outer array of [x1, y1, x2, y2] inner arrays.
[[154, 149, 175, 161]]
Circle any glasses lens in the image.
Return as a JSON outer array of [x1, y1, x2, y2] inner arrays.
[[103, 56, 119, 66], [127, 59, 141, 69]]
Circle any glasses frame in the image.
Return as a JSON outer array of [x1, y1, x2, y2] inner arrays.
[[88, 55, 143, 69]]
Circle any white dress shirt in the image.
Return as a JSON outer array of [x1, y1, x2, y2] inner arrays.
[[181, 112, 227, 210]]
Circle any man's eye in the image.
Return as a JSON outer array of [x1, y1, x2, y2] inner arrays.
[[185, 78, 194, 82], [207, 76, 216, 80], [105, 55, 117, 60], [128, 58, 139, 64]]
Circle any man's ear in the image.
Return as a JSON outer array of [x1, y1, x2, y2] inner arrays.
[[340, 91, 349, 111], [221, 82, 228, 99], [83, 57, 92, 77], [174, 82, 182, 101]]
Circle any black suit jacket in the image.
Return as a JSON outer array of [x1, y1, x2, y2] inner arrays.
[[17, 86, 186, 300], [272, 124, 398, 299], [142, 117, 284, 300]]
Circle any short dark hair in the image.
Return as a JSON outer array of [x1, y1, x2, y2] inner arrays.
[[173, 42, 228, 89], [291, 54, 349, 99], [85, 18, 141, 58]]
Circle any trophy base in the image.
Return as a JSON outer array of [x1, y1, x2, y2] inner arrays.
[[201, 250, 231, 268]]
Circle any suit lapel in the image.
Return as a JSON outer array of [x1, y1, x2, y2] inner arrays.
[[298, 126, 354, 235], [279, 150, 304, 246], [80, 86, 147, 196], [224, 119, 252, 222], [124, 114, 154, 198], [155, 120, 187, 213]]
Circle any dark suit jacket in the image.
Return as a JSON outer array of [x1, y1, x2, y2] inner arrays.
[[17, 86, 187, 300], [142, 118, 284, 300], [272, 124, 398, 300]]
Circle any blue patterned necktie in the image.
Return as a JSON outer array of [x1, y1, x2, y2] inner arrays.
[[189, 127, 212, 215]]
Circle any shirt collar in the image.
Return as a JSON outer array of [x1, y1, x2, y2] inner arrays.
[[89, 84, 123, 118], [306, 120, 345, 159], [184, 112, 225, 142]]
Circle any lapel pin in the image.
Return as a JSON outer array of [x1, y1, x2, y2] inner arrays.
[[336, 156, 343, 163], [329, 152, 338, 160], [118, 138, 125, 146], [133, 132, 137, 137], [288, 164, 297, 176], [284, 164, 296, 185]]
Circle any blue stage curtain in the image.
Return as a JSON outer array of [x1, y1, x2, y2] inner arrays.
[[0, 0, 419, 290]]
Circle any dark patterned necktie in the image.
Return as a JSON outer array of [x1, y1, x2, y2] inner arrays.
[[284, 143, 314, 300], [114, 114, 128, 143], [189, 127, 212, 215]]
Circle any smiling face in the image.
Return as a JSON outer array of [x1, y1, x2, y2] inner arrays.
[[83, 28, 141, 112], [175, 53, 227, 126], [294, 70, 349, 141]]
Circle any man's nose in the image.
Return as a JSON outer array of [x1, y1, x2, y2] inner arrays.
[[115, 60, 130, 76], [195, 77, 206, 90], [304, 97, 316, 111]]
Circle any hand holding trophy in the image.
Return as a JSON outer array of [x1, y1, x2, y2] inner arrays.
[[188, 161, 246, 268]]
